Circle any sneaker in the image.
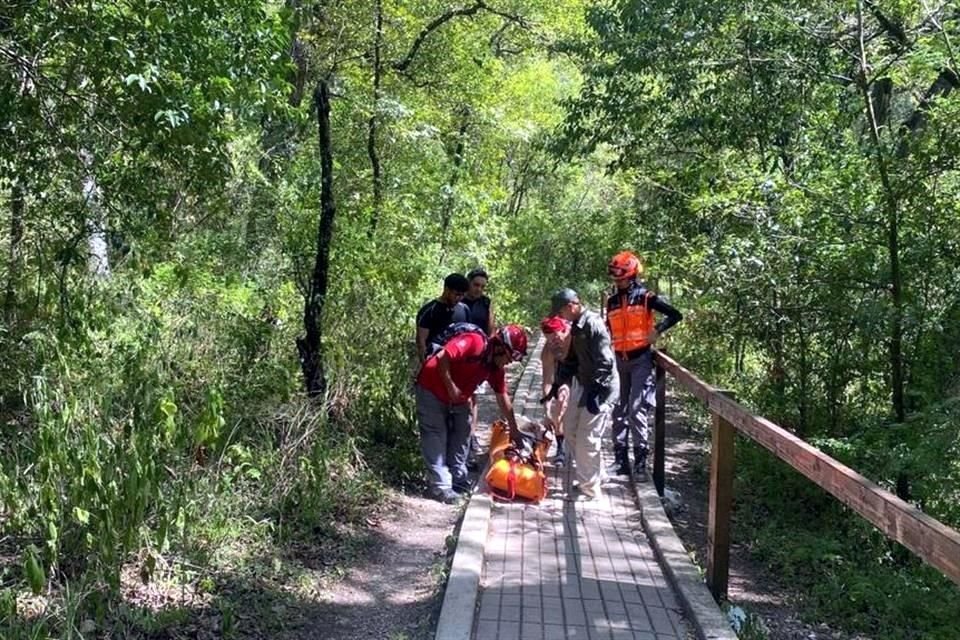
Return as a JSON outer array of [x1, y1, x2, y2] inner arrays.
[[453, 480, 472, 495]]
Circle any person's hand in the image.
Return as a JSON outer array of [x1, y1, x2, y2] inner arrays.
[[585, 385, 608, 415], [647, 329, 660, 346], [446, 382, 464, 403], [539, 382, 559, 404]]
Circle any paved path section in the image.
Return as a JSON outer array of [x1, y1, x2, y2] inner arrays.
[[472, 338, 689, 640]]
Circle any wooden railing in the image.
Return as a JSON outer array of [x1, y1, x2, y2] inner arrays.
[[651, 350, 960, 600]]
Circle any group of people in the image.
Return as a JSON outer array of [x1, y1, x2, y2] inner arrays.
[[412, 252, 682, 504]]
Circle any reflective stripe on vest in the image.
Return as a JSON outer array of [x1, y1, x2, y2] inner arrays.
[[608, 291, 654, 352]]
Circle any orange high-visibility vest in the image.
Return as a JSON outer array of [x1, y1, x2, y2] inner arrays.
[[606, 287, 654, 353]]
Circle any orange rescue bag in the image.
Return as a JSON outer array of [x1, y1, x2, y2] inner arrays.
[[485, 420, 550, 502]]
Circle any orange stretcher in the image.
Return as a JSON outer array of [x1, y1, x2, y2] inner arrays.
[[485, 420, 550, 502]]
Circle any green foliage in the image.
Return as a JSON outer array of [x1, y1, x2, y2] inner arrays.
[[2, 0, 602, 634], [734, 434, 960, 639], [556, 1, 960, 636]]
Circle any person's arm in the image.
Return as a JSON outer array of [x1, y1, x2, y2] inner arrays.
[[649, 295, 683, 345], [540, 347, 556, 398], [486, 299, 496, 336], [548, 383, 570, 432], [435, 351, 463, 403], [416, 303, 433, 362], [416, 327, 431, 362], [495, 391, 520, 438]]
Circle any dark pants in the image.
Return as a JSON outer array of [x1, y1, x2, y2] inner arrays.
[[611, 350, 655, 459], [415, 385, 471, 497]]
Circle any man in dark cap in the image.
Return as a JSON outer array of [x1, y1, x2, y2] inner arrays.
[[415, 273, 470, 363], [550, 288, 619, 502]]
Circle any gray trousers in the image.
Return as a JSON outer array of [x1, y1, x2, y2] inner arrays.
[[415, 385, 471, 496], [563, 379, 611, 497], [612, 350, 655, 457]]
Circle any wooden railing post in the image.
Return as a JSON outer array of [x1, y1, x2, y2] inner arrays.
[[707, 390, 736, 601], [653, 356, 666, 496]]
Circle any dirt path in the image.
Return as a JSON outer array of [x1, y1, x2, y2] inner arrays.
[[661, 390, 871, 640], [302, 491, 462, 640], [296, 368, 520, 640]]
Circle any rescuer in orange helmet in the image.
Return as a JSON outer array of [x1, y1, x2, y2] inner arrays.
[[605, 251, 683, 480]]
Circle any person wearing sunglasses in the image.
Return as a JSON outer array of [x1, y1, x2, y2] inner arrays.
[[415, 324, 528, 504], [605, 251, 682, 480]]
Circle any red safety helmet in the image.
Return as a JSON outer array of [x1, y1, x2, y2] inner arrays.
[[497, 324, 528, 361], [608, 251, 642, 279]]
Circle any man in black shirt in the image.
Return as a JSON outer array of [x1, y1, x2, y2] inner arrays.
[[416, 273, 471, 363]]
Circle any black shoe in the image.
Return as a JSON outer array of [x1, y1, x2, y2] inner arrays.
[[607, 460, 630, 477], [453, 480, 472, 495], [633, 456, 648, 482]]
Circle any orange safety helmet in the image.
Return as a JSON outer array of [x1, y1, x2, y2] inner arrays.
[[608, 251, 642, 279], [497, 324, 528, 361]]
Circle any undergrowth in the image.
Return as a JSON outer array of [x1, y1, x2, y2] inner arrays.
[[0, 266, 422, 638]]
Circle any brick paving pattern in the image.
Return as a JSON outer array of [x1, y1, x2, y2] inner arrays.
[[473, 338, 689, 640]]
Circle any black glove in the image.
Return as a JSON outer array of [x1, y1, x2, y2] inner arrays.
[[539, 382, 560, 405], [585, 385, 609, 415]]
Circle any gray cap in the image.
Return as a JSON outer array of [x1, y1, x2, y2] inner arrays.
[[550, 288, 580, 315]]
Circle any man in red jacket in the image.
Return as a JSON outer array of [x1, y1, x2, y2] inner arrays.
[[415, 324, 528, 503]]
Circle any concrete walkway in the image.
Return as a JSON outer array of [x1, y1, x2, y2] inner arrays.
[[474, 339, 687, 640], [476, 467, 686, 639], [435, 336, 735, 640]]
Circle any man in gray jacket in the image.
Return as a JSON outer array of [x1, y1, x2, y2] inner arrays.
[[549, 288, 620, 501]]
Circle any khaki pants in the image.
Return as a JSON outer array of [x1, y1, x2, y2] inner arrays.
[[562, 379, 612, 497]]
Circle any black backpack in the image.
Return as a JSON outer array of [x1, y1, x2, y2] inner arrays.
[[427, 322, 488, 359]]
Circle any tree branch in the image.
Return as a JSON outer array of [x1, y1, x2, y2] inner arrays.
[[393, 1, 486, 72], [392, 1, 529, 73], [865, 0, 908, 50], [897, 67, 960, 156]]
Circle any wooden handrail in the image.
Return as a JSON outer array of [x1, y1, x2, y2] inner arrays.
[[653, 349, 960, 596]]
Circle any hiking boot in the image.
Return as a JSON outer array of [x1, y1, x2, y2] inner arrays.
[[607, 450, 630, 477], [453, 480, 472, 495]]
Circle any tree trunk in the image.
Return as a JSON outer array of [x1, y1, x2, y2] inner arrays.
[[366, 0, 384, 239], [856, 1, 908, 499], [81, 150, 110, 280], [4, 181, 24, 321], [437, 108, 470, 264], [297, 79, 336, 398]]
